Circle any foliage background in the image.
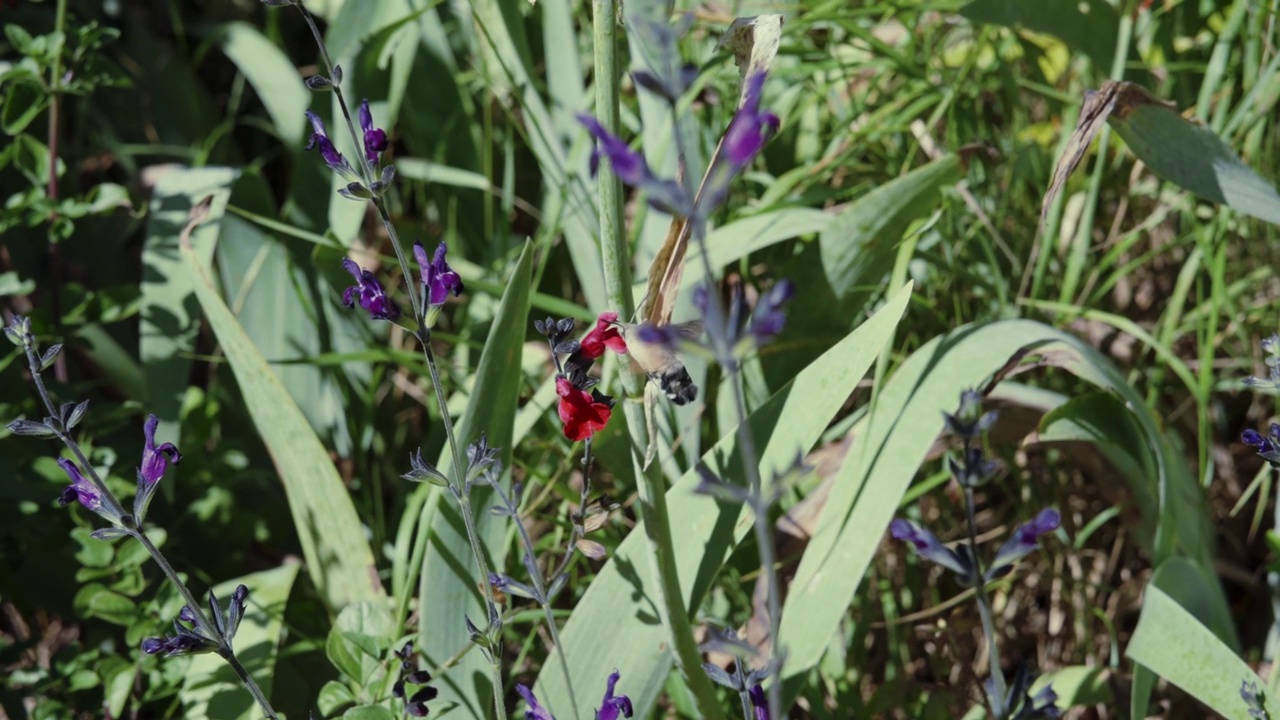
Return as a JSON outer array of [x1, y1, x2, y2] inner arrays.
[[1, 0, 1279, 718]]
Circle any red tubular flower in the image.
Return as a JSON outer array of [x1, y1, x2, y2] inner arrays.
[[578, 312, 628, 361], [556, 377, 612, 442]]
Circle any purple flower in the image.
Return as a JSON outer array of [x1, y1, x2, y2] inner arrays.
[[341, 258, 400, 321], [748, 683, 769, 720], [699, 71, 779, 215], [987, 508, 1060, 580], [1243, 423, 1280, 465], [723, 73, 780, 167], [57, 458, 101, 512], [304, 111, 354, 177], [140, 629, 215, 657], [516, 683, 555, 720], [577, 114, 692, 215], [139, 414, 182, 486], [888, 519, 972, 579], [596, 670, 633, 720], [359, 99, 389, 164], [413, 241, 464, 306], [749, 279, 795, 344]]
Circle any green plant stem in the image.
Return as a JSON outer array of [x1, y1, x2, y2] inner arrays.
[[591, 2, 724, 718], [963, 484, 1003, 716], [132, 530, 279, 720], [289, 3, 507, 713], [19, 338, 279, 720], [488, 471, 581, 720], [45, 0, 69, 382], [422, 339, 507, 720]]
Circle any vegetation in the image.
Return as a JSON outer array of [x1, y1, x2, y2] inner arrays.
[[2, 0, 1279, 718]]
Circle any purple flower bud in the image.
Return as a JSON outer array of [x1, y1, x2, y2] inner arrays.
[[596, 670, 634, 720], [516, 684, 555, 720], [888, 519, 972, 578], [358, 99, 389, 164], [1243, 423, 1280, 465], [987, 508, 1061, 580], [57, 458, 102, 512], [748, 683, 769, 720], [576, 114, 692, 215], [139, 414, 182, 486], [698, 72, 779, 215], [178, 605, 198, 625], [413, 241, 464, 307], [304, 111, 354, 176], [341, 258, 400, 321], [140, 637, 167, 655], [749, 279, 795, 344]]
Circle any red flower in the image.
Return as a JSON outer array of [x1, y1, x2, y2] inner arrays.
[[578, 312, 628, 361], [556, 377, 612, 441]]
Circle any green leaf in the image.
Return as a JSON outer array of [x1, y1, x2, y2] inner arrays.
[[215, 22, 310, 147], [1127, 584, 1277, 718], [2, 81, 48, 135], [535, 282, 913, 717], [142, 167, 241, 425], [778, 318, 1224, 695], [417, 242, 533, 717], [73, 584, 135, 626], [181, 564, 299, 720], [318, 680, 357, 717], [343, 706, 397, 720], [820, 156, 959, 304], [0, 271, 34, 296], [1109, 98, 1280, 225], [183, 212, 383, 611], [961, 0, 1120, 71]]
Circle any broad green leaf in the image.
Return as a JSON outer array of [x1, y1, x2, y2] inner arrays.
[[1127, 585, 1277, 718], [534, 282, 913, 717], [343, 706, 397, 720], [778, 319, 1222, 694], [1110, 97, 1280, 225], [417, 242, 533, 718], [142, 167, 240, 430], [73, 584, 134, 626], [961, 0, 1120, 71], [183, 221, 382, 611], [215, 22, 309, 147], [327, 601, 395, 687], [215, 169, 367, 454], [1038, 392, 1157, 548], [181, 564, 299, 720], [1035, 665, 1111, 707], [820, 156, 958, 304]]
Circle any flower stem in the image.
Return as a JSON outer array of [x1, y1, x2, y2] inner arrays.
[[424, 341, 508, 720], [133, 530, 279, 719], [963, 480, 1004, 716], [489, 474, 580, 720], [591, 2, 725, 718], [18, 337, 279, 720]]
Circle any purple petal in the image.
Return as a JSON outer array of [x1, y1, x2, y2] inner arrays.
[[748, 684, 769, 720], [57, 458, 101, 511], [989, 508, 1060, 576], [888, 519, 970, 576], [516, 684, 554, 720], [358, 99, 373, 135]]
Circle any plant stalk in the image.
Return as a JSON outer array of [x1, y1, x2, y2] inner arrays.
[[591, 1, 725, 717]]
